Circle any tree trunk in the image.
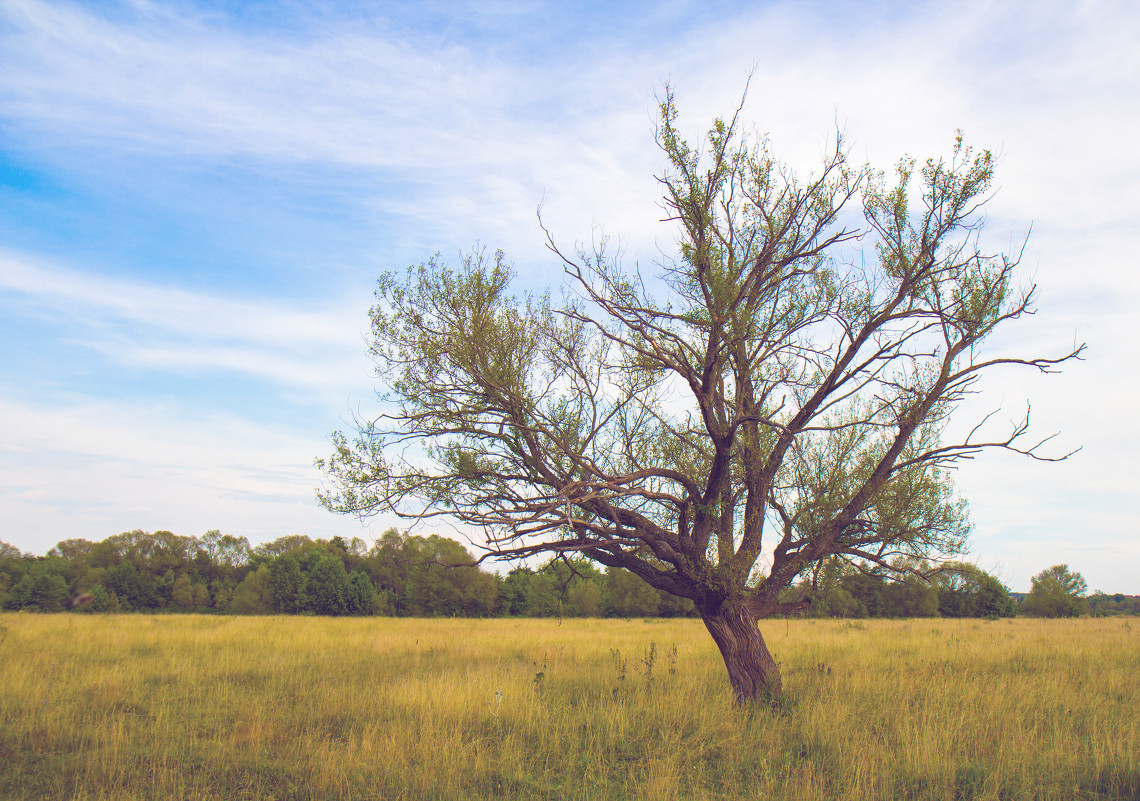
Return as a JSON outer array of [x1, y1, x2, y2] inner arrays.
[[699, 597, 782, 703]]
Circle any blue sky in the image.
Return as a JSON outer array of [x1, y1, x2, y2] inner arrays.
[[1, 0, 1137, 592]]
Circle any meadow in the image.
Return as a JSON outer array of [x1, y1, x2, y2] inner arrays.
[[0, 614, 1136, 800]]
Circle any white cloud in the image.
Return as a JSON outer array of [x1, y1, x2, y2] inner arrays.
[[0, 250, 371, 397], [0, 252, 356, 347], [10, 0, 1128, 288], [0, 395, 395, 551]]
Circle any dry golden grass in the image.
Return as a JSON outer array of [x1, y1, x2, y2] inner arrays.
[[0, 614, 1136, 800]]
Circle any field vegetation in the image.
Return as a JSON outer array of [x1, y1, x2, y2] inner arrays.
[[1, 615, 1136, 800]]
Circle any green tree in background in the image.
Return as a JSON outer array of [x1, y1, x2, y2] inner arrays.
[[398, 534, 497, 616], [498, 568, 532, 616], [521, 571, 559, 617], [269, 555, 306, 614], [971, 572, 1015, 618], [566, 578, 603, 617], [107, 561, 159, 610], [896, 575, 940, 617], [604, 568, 661, 617], [935, 562, 1014, 618], [230, 566, 273, 614], [1025, 564, 1087, 618], [345, 570, 376, 616], [306, 556, 351, 615], [171, 574, 196, 610], [546, 559, 606, 617], [7, 564, 69, 612]]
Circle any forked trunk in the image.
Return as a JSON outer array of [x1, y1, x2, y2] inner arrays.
[[699, 598, 782, 704]]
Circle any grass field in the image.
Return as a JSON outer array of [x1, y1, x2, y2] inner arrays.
[[0, 614, 1136, 800]]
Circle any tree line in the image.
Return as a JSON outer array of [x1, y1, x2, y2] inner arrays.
[[0, 529, 673, 618], [0, 530, 1114, 619]]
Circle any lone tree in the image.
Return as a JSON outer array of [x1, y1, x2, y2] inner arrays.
[[319, 90, 1082, 702], [1024, 564, 1088, 618]]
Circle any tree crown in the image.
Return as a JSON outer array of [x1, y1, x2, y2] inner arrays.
[[319, 90, 1082, 616]]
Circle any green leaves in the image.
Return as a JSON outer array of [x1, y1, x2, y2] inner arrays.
[[1025, 564, 1088, 617], [375, 249, 545, 410]]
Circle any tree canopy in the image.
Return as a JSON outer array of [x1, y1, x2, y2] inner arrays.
[[1024, 564, 1088, 618], [319, 88, 1082, 702]]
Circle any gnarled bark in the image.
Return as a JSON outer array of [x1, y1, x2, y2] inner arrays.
[[699, 597, 781, 703]]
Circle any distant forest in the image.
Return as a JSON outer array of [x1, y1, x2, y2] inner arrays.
[[1, 530, 1135, 617]]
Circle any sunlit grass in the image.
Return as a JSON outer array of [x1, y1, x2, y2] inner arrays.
[[0, 615, 1136, 800]]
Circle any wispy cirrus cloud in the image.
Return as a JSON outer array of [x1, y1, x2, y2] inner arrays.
[[0, 0, 662, 258], [5, 0, 1133, 269], [0, 394, 394, 550], [0, 250, 369, 396], [1, 0, 505, 162]]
